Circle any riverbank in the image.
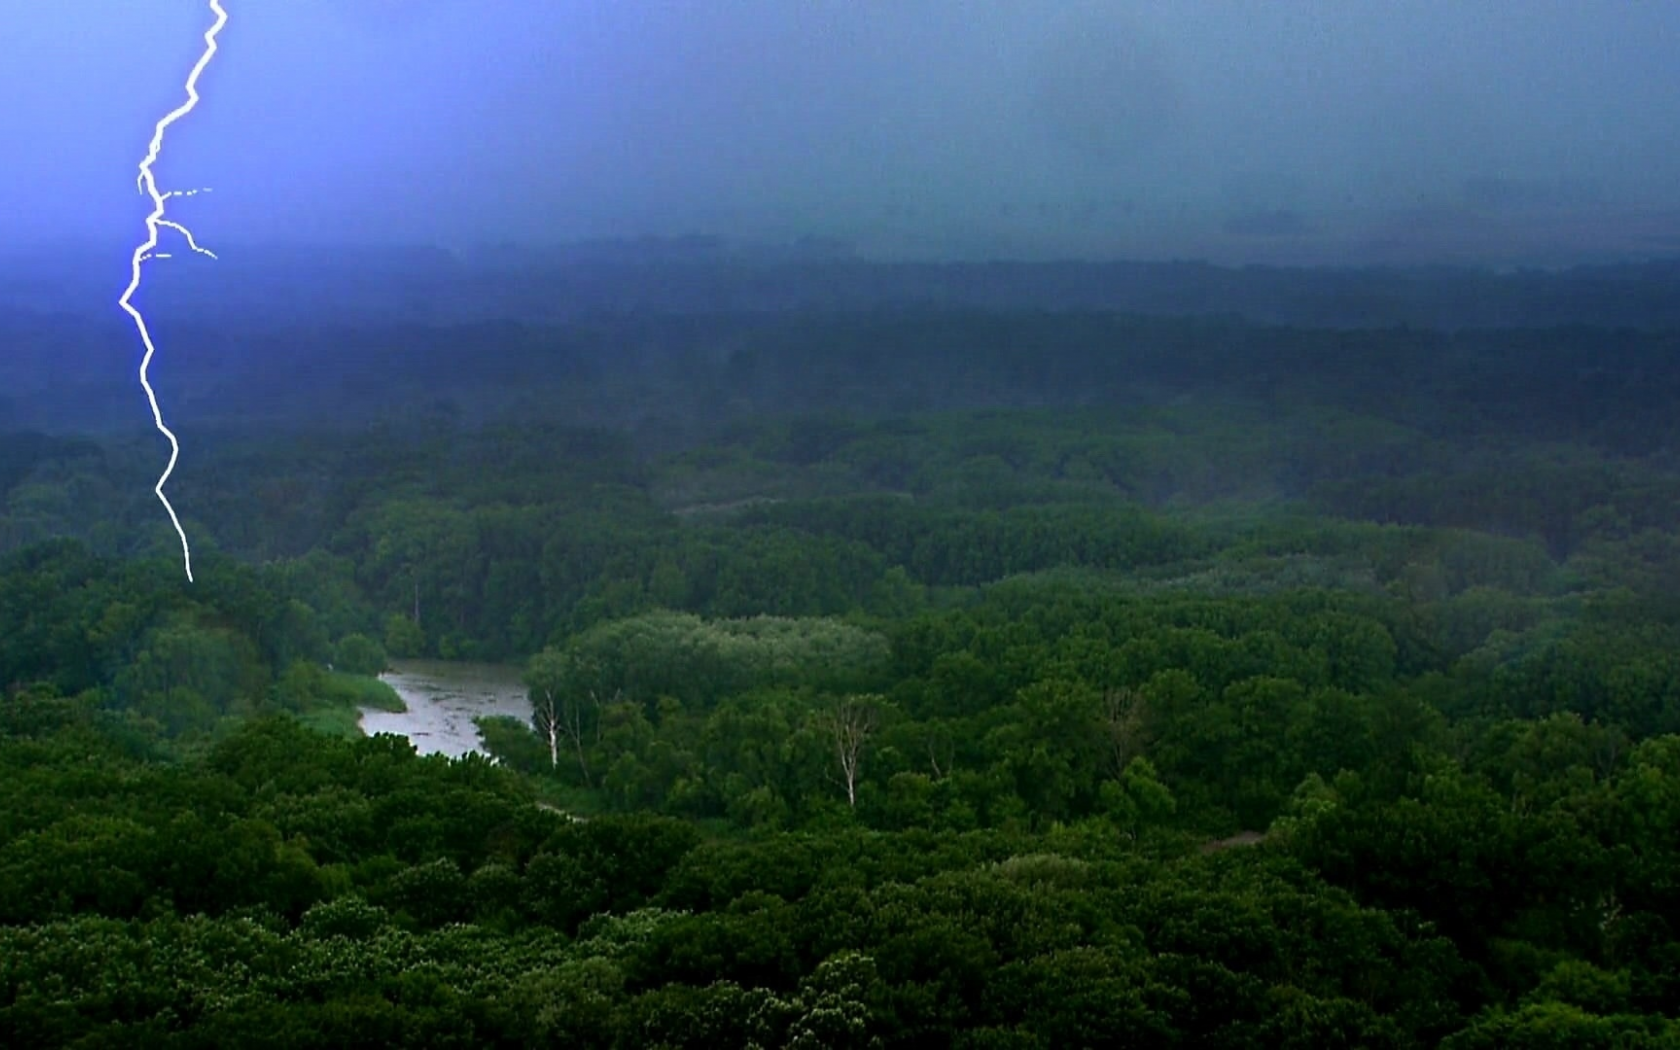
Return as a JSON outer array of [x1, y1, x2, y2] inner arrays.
[[296, 670, 405, 739]]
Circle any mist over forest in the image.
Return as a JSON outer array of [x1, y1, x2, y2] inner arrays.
[[6, 2, 1680, 1046]]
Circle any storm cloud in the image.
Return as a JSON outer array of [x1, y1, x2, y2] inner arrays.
[[8, 0, 1679, 263]]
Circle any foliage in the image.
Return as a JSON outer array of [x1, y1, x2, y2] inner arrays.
[[6, 292, 1680, 1042], [333, 633, 388, 676]]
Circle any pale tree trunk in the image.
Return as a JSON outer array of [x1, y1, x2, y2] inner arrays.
[[826, 696, 877, 808], [927, 724, 954, 780], [533, 687, 590, 785], [536, 691, 561, 769], [566, 692, 592, 787]]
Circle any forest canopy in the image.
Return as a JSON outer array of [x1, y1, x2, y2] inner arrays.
[[4, 285, 1680, 1046]]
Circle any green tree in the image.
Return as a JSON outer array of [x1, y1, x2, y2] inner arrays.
[[334, 633, 388, 676]]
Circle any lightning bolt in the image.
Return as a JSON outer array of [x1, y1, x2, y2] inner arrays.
[[117, 0, 229, 583]]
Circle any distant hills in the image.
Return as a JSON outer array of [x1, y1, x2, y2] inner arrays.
[[8, 240, 1680, 329], [6, 245, 1680, 437]]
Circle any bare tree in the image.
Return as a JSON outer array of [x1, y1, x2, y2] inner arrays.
[[530, 679, 591, 785], [530, 683, 564, 771], [926, 719, 955, 780], [1101, 686, 1149, 776], [820, 695, 879, 807], [1594, 724, 1629, 779], [526, 648, 612, 787]]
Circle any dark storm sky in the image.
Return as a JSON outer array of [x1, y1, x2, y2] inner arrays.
[[9, 1, 1680, 262]]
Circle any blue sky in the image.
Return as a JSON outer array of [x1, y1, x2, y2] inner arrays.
[[9, 1, 1680, 261]]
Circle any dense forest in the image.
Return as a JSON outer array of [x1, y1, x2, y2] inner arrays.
[[10, 254, 1680, 434], [5, 260, 1680, 1045]]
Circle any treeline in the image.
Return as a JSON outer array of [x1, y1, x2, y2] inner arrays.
[[14, 400, 1680, 666], [0, 541, 387, 739], [493, 578, 1680, 830], [16, 251, 1680, 334], [9, 304, 1680, 446]]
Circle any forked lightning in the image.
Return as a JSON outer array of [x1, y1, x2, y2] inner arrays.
[[116, 0, 229, 583]]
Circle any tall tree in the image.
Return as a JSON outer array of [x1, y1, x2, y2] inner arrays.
[[817, 694, 880, 808], [526, 647, 613, 785]]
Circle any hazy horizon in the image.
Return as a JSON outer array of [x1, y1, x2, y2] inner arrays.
[[11, 1, 1680, 266]]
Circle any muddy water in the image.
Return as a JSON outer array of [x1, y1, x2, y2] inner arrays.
[[359, 659, 531, 759]]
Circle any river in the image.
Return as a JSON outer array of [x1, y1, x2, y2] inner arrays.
[[358, 659, 532, 759]]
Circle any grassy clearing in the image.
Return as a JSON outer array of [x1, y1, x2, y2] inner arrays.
[[293, 670, 405, 740], [326, 671, 405, 712], [296, 704, 364, 741]]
